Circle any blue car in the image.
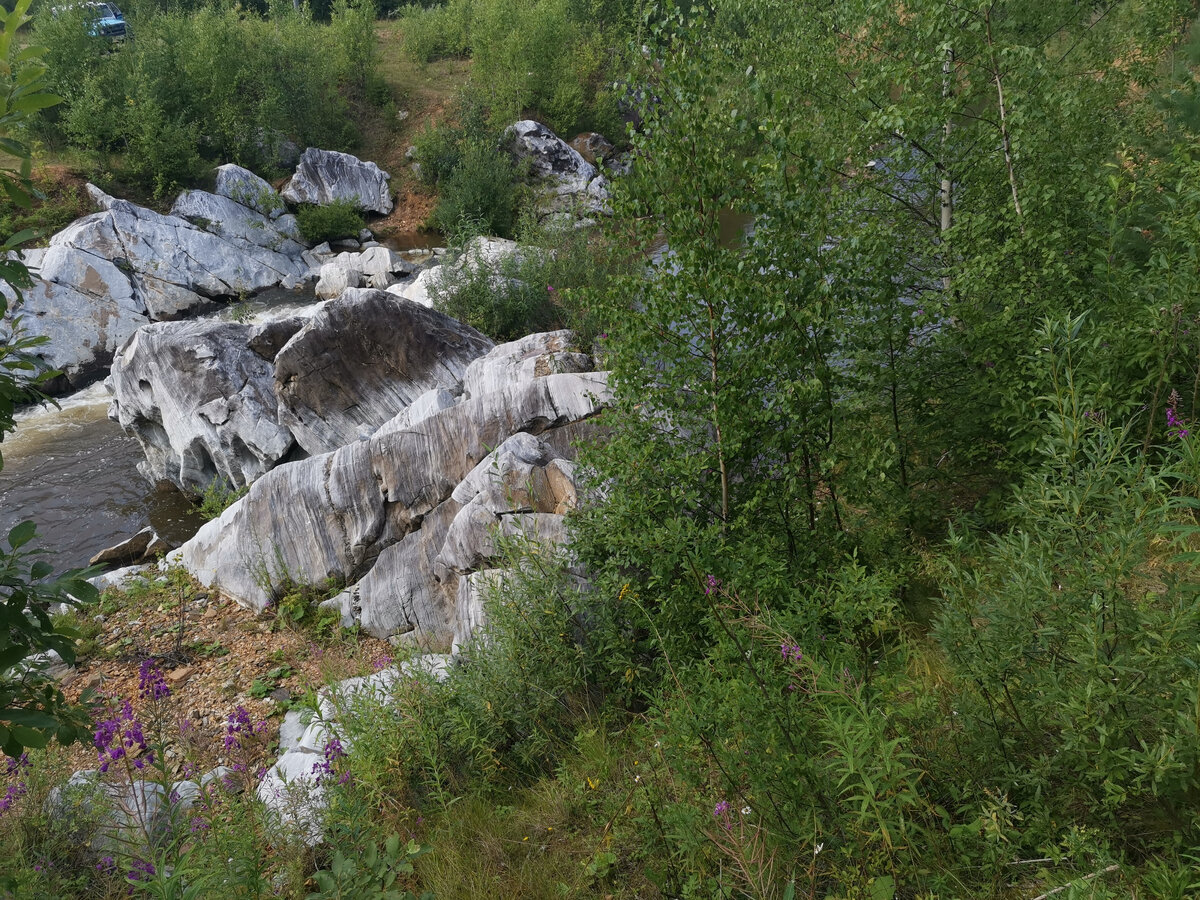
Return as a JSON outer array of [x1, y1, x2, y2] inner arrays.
[[85, 2, 128, 40], [53, 2, 129, 40]]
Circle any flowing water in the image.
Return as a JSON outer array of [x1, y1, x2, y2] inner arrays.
[[0, 285, 324, 573]]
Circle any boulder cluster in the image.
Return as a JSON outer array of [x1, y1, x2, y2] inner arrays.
[[12, 122, 616, 388], [24, 122, 622, 850]]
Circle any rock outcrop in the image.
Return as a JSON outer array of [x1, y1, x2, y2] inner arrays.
[[314, 246, 417, 299], [272, 290, 494, 455], [506, 120, 610, 220], [5, 264, 149, 388], [175, 331, 608, 644], [106, 291, 494, 488], [107, 319, 301, 491], [12, 182, 312, 386], [171, 190, 306, 258], [569, 131, 615, 165], [281, 148, 393, 215], [214, 164, 286, 219]]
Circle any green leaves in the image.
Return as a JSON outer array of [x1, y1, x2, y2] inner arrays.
[[305, 835, 431, 900]]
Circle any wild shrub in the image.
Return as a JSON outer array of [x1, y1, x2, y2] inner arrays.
[[295, 199, 366, 244], [196, 479, 248, 521], [397, 0, 636, 136], [0, 171, 91, 244], [333, 536, 595, 809], [0, 664, 305, 898], [430, 138, 524, 239], [934, 320, 1200, 850], [36, 4, 371, 194], [429, 213, 615, 339], [395, 1, 473, 63]]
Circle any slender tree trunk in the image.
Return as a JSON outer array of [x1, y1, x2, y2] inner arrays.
[[986, 10, 1025, 232], [940, 46, 954, 237], [706, 299, 729, 525], [940, 44, 955, 292]]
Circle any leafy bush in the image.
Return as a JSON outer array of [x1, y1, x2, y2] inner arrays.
[[397, 0, 635, 136], [430, 139, 523, 239], [196, 479, 248, 521], [335, 536, 593, 803], [35, 3, 372, 194], [429, 214, 616, 339], [935, 321, 1200, 848], [295, 200, 366, 244]]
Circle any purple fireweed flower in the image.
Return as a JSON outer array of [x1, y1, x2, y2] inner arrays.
[[138, 660, 170, 701], [704, 574, 720, 595], [0, 780, 27, 813], [224, 705, 254, 752], [713, 800, 730, 818], [372, 655, 394, 671], [94, 700, 149, 773], [779, 643, 803, 663], [312, 736, 350, 784], [4, 753, 29, 775], [1168, 406, 1190, 439]]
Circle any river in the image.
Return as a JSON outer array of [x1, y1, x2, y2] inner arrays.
[[0, 286, 325, 573]]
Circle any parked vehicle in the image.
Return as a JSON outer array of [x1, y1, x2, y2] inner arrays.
[[52, 2, 129, 40]]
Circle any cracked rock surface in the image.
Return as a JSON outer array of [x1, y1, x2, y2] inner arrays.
[[106, 291, 493, 491], [175, 332, 610, 644], [12, 181, 310, 387]]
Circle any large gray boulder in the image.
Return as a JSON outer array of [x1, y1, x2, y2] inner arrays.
[[460, 330, 592, 399], [107, 318, 300, 491], [214, 164, 286, 219], [313, 247, 414, 298], [176, 363, 610, 638], [171, 190, 306, 258], [273, 290, 494, 455], [6, 273, 149, 386], [7, 182, 316, 387], [505, 121, 611, 220], [507, 120, 596, 193], [281, 148, 393, 215], [56, 194, 308, 314]]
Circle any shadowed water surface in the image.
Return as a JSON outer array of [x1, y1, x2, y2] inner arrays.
[[0, 285, 322, 572]]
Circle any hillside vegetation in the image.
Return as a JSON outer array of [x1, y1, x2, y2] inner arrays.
[[5, 0, 1200, 898]]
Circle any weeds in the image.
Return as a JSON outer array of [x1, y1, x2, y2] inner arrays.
[[295, 200, 366, 245]]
